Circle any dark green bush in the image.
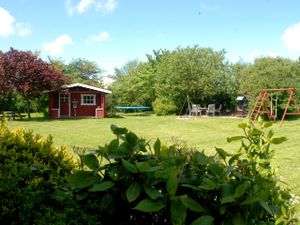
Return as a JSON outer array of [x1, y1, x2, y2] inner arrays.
[[0, 117, 100, 225], [152, 97, 177, 115], [66, 121, 297, 225]]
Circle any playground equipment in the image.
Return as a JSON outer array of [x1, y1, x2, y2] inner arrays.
[[236, 96, 248, 117], [249, 88, 300, 126]]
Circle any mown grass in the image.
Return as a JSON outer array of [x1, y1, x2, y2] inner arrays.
[[7, 112, 300, 217]]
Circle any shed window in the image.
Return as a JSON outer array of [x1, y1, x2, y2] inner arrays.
[[81, 94, 96, 105], [60, 94, 69, 102]]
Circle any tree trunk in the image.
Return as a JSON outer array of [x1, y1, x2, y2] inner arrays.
[[26, 97, 31, 119]]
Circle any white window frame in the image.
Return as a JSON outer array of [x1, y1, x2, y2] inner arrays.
[[60, 93, 69, 102], [81, 94, 96, 105]]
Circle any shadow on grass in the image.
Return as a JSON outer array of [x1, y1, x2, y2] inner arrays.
[[283, 115, 300, 121], [13, 114, 126, 122], [109, 114, 125, 119], [116, 112, 154, 117]]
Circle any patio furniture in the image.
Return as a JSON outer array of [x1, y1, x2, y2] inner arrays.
[[206, 104, 216, 116], [190, 104, 201, 116], [215, 104, 222, 115]]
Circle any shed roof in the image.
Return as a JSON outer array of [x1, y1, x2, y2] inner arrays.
[[64, 83, 112, 94]]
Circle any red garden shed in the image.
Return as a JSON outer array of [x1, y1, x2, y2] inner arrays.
[[48, 83, 111, 119]]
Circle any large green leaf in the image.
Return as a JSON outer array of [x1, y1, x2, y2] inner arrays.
[[170, 199, 187, 225], [136, 161, 162, 173], [234, 181, 250, 198], [126, 181, 141, 202], [90, 181, 115, 192], [227, 136, 244, 143], [270, 137, 287, 144], [250, 128, 263, 136], [144, 186, 163, 200], [66, 171, 99, 189], [81, 154, 99, 171], [136, 161, 151, 172], [215, 147, 228, 161], [107, 139, 120, 158], [200, 177, 218, 190], [221, 184, 235, 205], [166, 168, 179, 197], [228, 153, 242, 165], [111, 124, 128, 135], [154, 138, 161, 156], [262, 121, 273, 128], [125, 131, 138, 146], [190, 215, 214, 225], [180, 196, 205, 212], [241, 195, 260, 205], [238, 123, 247, 129], [133, 199, 165, 212], [121, 158, 138, 173], [259, 200, 273, 216]]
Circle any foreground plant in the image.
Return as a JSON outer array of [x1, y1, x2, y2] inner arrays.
[[66, 121, 297, 225]]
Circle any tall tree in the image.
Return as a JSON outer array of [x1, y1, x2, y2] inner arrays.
[[236, 57, 300, 116], [48, 57, 104, 87], [0, 48, 65, 118], [238, 57, 300, 99], [153, 46, 234, 113], [111, 62, 155, 106], [114, 59, 140, 78], [65, 58, 103, 82]]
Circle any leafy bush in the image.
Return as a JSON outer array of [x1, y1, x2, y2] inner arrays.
[[66, 121, 297, 225], [0, 114, 297, 224], [0, 117, 99, 225], [153, 97, 177, 115]]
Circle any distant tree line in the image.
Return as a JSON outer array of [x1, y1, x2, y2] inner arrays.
[[111, 45, 300, 115], [1, 46, 300, 117]]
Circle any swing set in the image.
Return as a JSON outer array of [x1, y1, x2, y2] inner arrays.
[[249, 88, 300, 126]]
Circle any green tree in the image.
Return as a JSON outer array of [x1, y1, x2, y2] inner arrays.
[[114, 59, 141, 78], [154, 46, 235, 114], [111, 62, 155, 106], [48, 57, 104, 87], [237, 57, 300, 109]]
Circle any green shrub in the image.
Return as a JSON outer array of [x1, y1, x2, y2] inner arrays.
[[152, 97, 177, 115], [0, 117, 99, 225], [66, 121, 297, 225]]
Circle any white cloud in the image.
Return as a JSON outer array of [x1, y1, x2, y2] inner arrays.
[[0, 6, 32, 38], [43, 34, 73, 56], [86, 31, 110, 44], [65, 0, 117, 15], [77, 0, 94, 14], [199, 3, 220, 12], [97, 0, 117, 13], [0, 7, 15, 38], [15, 23, 32, 37], [281, 22, 300, 52], [65, 0, 75, 15]]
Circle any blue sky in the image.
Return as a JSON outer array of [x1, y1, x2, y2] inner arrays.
[[1, 0, 300, 74]]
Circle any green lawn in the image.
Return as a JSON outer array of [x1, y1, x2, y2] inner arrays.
[[7, 113, 300, 218]]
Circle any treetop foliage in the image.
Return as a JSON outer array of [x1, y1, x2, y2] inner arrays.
[[48, 57, 104, 87], [111, 46, 300, 115], [0, 48, 65, 96]]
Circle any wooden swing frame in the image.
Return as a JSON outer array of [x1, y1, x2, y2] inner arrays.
[[249, 88, 300, 126]]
